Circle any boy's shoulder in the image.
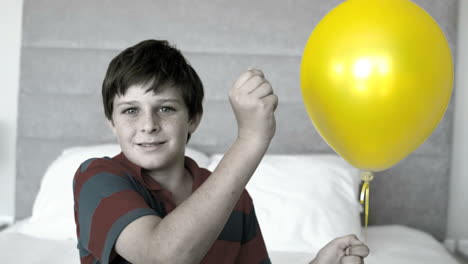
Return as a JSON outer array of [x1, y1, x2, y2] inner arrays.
[[186, 157, 253, 210], [73, 156, 130, 187], [77, 156, 119, 175]]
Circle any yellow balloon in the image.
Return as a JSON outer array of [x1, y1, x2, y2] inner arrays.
[[300, 0, 453, 172]]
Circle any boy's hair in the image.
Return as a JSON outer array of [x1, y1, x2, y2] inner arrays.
[[102, 39, 204, 122]]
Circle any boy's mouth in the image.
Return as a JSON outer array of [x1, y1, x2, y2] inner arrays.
[[136, 141, 166, 149]]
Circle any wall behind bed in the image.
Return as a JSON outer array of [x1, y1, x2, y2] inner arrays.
[[0, 0, 23, 225], [16, 0, 458, 241]]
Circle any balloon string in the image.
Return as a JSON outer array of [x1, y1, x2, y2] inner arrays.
[[359, 171, 374, 240]]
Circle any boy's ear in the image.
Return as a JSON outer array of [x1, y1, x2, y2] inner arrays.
[[107, 119, 117, 135], [188, 113, 202, 134]]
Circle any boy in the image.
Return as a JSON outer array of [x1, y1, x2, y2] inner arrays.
[[73, 39, 369, 264]]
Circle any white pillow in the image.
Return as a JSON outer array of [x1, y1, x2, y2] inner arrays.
[[207, 154, 363, 254], [17, 144, 211, 240]]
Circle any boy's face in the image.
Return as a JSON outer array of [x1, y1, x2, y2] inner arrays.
[[108, 83, 200, 171]]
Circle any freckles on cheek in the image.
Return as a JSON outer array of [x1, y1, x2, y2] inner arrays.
[[114, 120, 135, 142]]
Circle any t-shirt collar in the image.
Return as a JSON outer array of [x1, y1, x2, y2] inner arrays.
[[114, 152, 202, 192]]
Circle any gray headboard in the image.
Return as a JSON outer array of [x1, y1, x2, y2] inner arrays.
[[17, 0, 458, 241]]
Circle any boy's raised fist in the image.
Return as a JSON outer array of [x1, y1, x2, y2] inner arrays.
[[229, 69, 278, 144]]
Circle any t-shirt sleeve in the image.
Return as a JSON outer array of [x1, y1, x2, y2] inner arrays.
[[235, 191, 271, 264], [73, 158, 160, 264]]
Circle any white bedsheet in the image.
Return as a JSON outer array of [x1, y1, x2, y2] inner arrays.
[[0, 224, 459, 264], [365, 225, 459, 264], [269, 225, 460, 264]]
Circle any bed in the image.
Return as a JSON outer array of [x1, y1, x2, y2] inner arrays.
[[0, 144, 460, 263]]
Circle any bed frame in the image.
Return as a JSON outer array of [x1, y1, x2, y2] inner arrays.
[[16, 0, 458, 241]]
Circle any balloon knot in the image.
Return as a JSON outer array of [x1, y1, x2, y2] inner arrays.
[[361, 171, 374, 182]]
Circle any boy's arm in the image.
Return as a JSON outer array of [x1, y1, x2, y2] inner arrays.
[[115, 68, 277, 264]]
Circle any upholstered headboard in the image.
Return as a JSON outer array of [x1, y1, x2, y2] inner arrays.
[[17, 0, 458, 241]]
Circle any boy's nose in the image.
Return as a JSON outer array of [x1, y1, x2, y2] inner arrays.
[[140, 112, 160, 133]]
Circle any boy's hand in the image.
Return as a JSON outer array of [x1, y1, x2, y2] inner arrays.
[[229, 69, 278, 144], [309, 234, 370, 264]]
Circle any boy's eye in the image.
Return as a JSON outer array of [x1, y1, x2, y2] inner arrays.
[[158, 106, 175, 113], [123, 108, 138, 115]]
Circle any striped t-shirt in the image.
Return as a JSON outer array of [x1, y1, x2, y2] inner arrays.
[[73, 152, 270, 264]]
